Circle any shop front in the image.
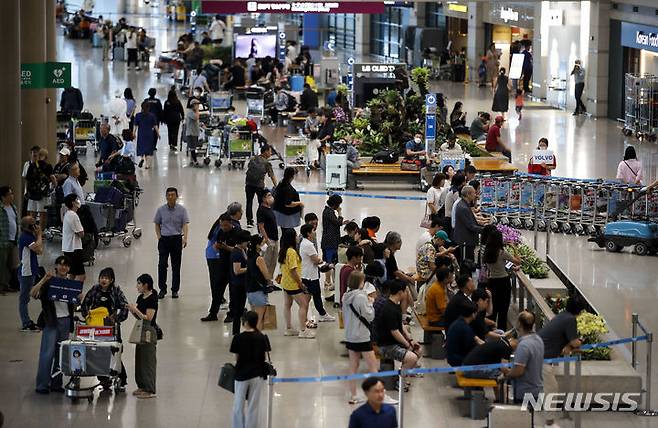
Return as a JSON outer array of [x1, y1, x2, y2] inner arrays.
[[482, 3, 534, 73], [609, 21, 658, 120]]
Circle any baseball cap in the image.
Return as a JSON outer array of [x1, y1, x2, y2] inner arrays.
[[59, 147, 71, 156], [364, 282, 377, 295], [435, 230, 452, 244], [495, 115, 506, 124]]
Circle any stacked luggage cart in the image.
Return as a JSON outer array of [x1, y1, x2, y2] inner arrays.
[[479, 173, 658, 235], [284, 135, 312, 176], [622, 73, 658, 142]]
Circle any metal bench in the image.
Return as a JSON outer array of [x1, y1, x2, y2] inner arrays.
[[414, 311, 445, 359]]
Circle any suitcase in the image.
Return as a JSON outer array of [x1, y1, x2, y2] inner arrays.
[[92, 32, 103, 48], [113, 46, 125, 62], [59, 340, 122, 377], [325, 154, 347, 190]]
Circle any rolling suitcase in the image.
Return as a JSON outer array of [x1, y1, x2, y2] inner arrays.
[[325, 154, 347, 190], [92, 32, 103, 48], [113, 46, 125, 62], [59, 340, 122, 377]]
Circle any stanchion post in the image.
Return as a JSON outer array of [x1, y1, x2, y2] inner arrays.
[[398, 369, 405, 428], [574, 355, 582, 428], [533, 207, 539, 251], [632, 313, 639, 369], [267, 377, 274, 428], [646, 332, 653, 413], [545, 223, 551, 260]]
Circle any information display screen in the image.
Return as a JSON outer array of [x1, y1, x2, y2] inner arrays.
[[235, 34, 277, 59]]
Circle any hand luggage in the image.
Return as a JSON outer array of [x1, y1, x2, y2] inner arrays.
[[218, 363, 236, 393], [113, 46, 125, 62], [92, 32, 103, 48], [262, 305, 278, 330], [129, 319, 158, 344], [325, 154, 347, 190], [59, 339, 122, 377]]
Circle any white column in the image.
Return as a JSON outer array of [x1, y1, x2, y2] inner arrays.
[[355, 14, 370, 60], [467, 2, 485, 71], [532, 2, 546, 99], [585, 0, 610, 117]]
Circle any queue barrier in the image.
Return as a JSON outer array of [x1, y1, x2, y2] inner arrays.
[[265, 335, 655, 428]]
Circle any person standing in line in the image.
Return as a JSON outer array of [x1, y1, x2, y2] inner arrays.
[[0, 186, 19, 293], [452, 185, 483, 263], [185, 99, 202, 167], [483, 229, 520, 330], [134, 102, 159, 170], [61, 194, 86, 283], [18, 216, 43, 331], [299, 224, 335, 324], [230, 230, 251, 335], [163, 88, 185, 152], [231, 311, 272, 428], [616, 146, 643, 185], [62, 162, 85, 203], [244, 144, 278, 228], [154, 187, 189, 299], [492, 68, 511, 117], [320, 194, 345, 290], [202, 213, 235, 322], [246, 235, 272, 330], [272, 167, 304, 234], [425, 173, 447, 220], [32, 256, 76, 394], [127, 273, 158, 399], [280, 229, 315, 339], [348, 377, 398, 428], [256, 190, 278, 276], [571, 60, 586, 115]]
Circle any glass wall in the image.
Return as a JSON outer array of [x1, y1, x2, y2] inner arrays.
[[326, 14, 356, 51], [425, 2, 446, 30], [370, 6, 405, 59]]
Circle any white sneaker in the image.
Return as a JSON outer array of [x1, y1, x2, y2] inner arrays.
[[318, 314, 336, 322], [219, 303, 229, 310], [383, 395, 399, 405], [298, 329, 316, 339], [284, 329, 298, 336]]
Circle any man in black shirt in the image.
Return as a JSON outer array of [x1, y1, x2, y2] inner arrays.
[[256, 190, 278, 277], [299, 83, 319, 112], [375, 280, 422, 372], [383, 231, 414, 323], [446, 301, 483, 367], [443, 274, 476, 328], [470, 288, 502, 341], [143, 88, 163, 124], [462, 336, 516, 400], [224, 59, 246, 91], [97, 123, 120, 165]]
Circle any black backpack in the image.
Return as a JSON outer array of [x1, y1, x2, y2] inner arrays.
[[371, 150, 399, 164]]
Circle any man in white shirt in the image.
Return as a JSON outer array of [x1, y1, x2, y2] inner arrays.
[[62, 162, 85, 204], [61, 194, 85, 283], [208, 15, 226, 45], [106, 91, 129, 137], [299, 224, 335, 323]]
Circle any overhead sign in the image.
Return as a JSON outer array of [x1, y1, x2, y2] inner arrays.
[[203, 1, 385, 14], [353, 63, 404, 79], [500, 7, 519, 23], [21, 62, 71, 89], [447, 3, 467, 13], [621, 22, 658, 54]]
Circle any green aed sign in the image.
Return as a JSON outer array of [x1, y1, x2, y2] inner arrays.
[[21, 62, 71, 89]]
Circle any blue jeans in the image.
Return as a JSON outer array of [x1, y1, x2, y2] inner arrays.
[[36, 317, 71, 391], [19, 275, 36, 327]]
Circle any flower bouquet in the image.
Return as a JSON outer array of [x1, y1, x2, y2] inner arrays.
[[577, 312, 611, 360]]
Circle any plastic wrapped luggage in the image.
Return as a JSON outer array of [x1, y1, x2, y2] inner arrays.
[[92, 32, 103, 48], [113, 46, 125, 62], [59, 340, 122, 377]]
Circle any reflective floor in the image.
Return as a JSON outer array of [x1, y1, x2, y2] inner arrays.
[[3, 2, 658, 427]]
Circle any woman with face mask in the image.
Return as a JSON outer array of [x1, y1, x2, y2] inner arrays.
[[527, 138, 556, 176], [246, 234, 273, 330], [80, 267, 130, 390]]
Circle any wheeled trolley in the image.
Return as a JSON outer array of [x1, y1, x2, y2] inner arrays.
[[226, 126, 253, 170], [73, 113, 97, 155], [622, 73, 658, 142], [283, 135, 311, 176]]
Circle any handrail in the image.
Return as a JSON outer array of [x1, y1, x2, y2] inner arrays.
[[514, 270, 555, 322]]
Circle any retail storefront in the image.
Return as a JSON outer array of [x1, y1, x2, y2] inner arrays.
[[426, 2, 469, 54], [609, 21, 658, 120], [482, 3, 534, 72]]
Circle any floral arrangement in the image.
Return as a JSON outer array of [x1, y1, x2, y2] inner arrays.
[[498, 224, 549, 278], [497, 224, 522, 245], [577, 312, 611, 360], [546, 293, 568, 313]]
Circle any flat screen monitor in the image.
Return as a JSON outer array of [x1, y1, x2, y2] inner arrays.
[[235, 34, 277, 59]]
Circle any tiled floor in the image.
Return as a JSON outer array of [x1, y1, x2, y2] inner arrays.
[[3, 2, 658, 427]]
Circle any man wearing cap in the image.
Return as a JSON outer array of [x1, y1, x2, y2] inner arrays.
[[485, 115, 511, 163], [53, 148, 72, 186]]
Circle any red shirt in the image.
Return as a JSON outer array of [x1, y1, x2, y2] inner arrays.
[[528, 156, 557, 176], [485, 124, 501, 152], [339, 265, 355, 301]]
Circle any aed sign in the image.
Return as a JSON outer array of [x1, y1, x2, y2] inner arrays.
[[21, 62, 71, 89], [533, 150, 555, 164], [621, 22, 658, 54]]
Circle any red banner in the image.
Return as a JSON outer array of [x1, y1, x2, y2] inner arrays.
[[76, 325, 116, 340], [202, 1, 385, 14]]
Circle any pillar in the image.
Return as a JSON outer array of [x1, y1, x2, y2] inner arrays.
[[355, 14, 371, 60], [467, 2, 485, 71], [20, 0, 48, 165], [585, 0, 610, 117], [46, 0, 57, 157], [0, 0, 22, 197], [532, 2, 546, 99]]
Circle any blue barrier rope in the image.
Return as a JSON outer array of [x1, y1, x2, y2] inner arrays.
[[297, 190, 426, 202], [270, 335, 648, 384]]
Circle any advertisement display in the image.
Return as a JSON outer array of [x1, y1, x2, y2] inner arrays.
[[203, 1, 385, 14], [235, 34, 277, 58]]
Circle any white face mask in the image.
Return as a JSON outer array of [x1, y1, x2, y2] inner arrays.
[[414, 137, 422, 144]]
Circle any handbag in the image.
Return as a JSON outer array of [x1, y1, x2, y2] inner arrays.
[[420, 206, 432, 229], [264, 335, 277, 377], [218, 363, 236, 393], [128, 319, 157, 345], [262, 304, 278, 330]]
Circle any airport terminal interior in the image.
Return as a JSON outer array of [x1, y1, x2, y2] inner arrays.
[[3, 0, 658, 427]]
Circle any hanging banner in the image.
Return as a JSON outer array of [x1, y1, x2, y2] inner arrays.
[[202, 1, 385, 14]]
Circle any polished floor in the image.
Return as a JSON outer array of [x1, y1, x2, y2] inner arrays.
[[3, 3, 658, 428]]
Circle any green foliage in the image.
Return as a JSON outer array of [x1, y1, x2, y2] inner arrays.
[[336, 84, 349, 96], [201, 45, 232, 66], [410, 67, 430, 97], [505, 242, 550, 279], [458, 138, 492, 157]]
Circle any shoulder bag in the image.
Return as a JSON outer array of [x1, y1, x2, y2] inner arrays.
[[349, 303, 371, 330], [218, 363, 236, 393]]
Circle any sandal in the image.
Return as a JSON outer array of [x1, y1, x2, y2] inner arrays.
[[306, 320, 318, 329]]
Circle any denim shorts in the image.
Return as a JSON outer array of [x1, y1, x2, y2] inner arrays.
[[379, 344, 409, 362], [322, 248, 338, 264], [247, 291, 269, 307]]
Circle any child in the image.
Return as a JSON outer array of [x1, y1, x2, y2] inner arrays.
[[478, 58, 488, 87], [515, 89, 524, 120]]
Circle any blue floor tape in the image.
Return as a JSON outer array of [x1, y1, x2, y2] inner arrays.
[[270, 335, 647, 384], [297, 190, 426, 201]]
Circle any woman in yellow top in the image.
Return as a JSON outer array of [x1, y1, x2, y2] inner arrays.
[[279, 229, 315, 339]]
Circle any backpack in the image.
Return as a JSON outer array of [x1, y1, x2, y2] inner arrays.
[[414, 282, 431, 315], [283, 91, 297, 111], [371, 150, 399, 164], [26, 163, 50, 201], [245, 156, 268, 185]]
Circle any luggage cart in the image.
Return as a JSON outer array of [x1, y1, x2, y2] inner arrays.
[[210, 91, 233, 115], [57, 111, 72, 145], [61, 324, 123, 403], [90, 177, 143, 247], [622, 73, 658, 142], [246, 87, 266, 123], [283, 135, 311, 176], [74, 117, 97, 155], [226, 126, 253, 170]]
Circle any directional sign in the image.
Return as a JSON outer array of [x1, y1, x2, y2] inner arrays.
[[425, 93, 437, 115], [425, 114, 437, 141], [425, 93, 437, 154]]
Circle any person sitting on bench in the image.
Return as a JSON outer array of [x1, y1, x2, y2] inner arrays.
[[404, 133, 426, 160], [445, 300, 484, 367], [424, 266, 453, 327], [462, 336, 516, 400], [443, 274, 476, 328]]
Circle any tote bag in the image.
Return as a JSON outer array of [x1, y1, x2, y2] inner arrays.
[[128, 319, 157, 345], [262, 305, 278, 330], [218, 363, 236, 393]]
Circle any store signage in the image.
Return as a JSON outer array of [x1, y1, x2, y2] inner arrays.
[[21, 62, 71, 89], [621, 22, 658, 54], [500, 7, 519, 23], [202, 1, 385, 14], [447, 3, 468, 13], [353, 63, 404, 79]]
